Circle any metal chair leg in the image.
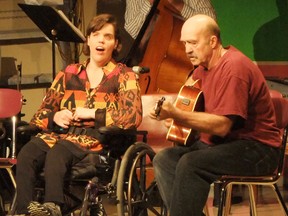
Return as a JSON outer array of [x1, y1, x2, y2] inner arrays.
[[273, 184, 288, 216], [204, 202, 209, 216], [247, 185, 257, 216], [223, 184, 233, 216], [218, 185, 227, 216], [5, 167, 16, 188]]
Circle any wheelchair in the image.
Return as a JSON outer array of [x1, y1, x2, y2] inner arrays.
[[0, 89, 176, 216], [5, 125, 165, 216]]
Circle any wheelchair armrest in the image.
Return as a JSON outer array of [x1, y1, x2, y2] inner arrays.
[[98, 126, 137, 157], [98, 126, 137, 136], [136, 130, 148, 142], [98, 126, 148, 142], [17, 124, 41, 136]]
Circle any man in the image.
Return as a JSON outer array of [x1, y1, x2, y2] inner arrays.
[[151, 14, 281, 216]]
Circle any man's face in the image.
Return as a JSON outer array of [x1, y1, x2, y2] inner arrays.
[[180, 25, 212, 68]]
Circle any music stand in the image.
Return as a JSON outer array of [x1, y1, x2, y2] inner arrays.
[[18, 3, 85, 79]]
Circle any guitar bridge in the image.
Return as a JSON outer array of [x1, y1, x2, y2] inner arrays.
[[181, 98, 190, 106]]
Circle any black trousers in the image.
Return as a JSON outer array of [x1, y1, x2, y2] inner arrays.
[[16, 137, 87, 214]]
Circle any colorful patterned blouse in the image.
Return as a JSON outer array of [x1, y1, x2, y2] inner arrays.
[[30, 60, 142, 152]]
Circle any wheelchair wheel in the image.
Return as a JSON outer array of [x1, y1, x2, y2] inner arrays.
[[116, 142, 166, 216]]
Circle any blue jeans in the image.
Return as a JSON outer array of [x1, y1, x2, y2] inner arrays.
[[153, 140, 280, 216]]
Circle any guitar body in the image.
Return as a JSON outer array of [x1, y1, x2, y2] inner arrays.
[[166, 83, 204, 145]]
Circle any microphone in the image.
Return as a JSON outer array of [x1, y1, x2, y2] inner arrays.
[[132, 66, 150, 74]]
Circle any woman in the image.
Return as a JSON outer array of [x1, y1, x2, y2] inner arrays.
[[15, 13, 142, 216]]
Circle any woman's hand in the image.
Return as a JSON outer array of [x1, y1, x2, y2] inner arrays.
[[54, 109, 73, 128], [73, 107, 96, 121]]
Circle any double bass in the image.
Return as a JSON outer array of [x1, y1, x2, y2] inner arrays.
[[124, 0, 194, 94]]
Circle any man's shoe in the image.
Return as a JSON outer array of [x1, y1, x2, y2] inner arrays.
[[28, 201, 62, 216]]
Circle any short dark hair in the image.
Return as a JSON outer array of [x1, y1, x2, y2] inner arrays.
[[83, 13, 122, 58]]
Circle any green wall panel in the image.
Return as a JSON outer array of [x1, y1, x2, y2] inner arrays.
[[212, 0, 287, 61]]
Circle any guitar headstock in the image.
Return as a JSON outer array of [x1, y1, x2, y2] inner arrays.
[[154, 97, 166, 117]]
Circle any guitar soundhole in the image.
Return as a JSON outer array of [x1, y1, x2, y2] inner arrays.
[[181, 99, 190, 106]]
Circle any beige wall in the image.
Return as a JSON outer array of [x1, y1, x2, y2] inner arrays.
[[1, 0, 97, 122]]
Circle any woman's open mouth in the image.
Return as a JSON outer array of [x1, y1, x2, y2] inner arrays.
[[96, 46, 105, 51]]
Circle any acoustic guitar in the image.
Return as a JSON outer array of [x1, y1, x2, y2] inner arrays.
[[155, 80, 204, 145]]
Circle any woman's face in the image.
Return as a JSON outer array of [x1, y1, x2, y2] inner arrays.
[[87, 23, 118, 66]]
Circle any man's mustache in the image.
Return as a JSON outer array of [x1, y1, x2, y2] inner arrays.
[[187, 54, 197, 58]]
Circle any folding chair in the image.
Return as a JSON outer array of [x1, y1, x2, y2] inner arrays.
[[217, 96, 288, 216], [0, 88, 23, 188]]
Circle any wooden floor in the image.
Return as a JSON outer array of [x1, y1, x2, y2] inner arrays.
[[205, 184, 288, 216], [101, 177, 288, 216], [3, 177, 288, 215]]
